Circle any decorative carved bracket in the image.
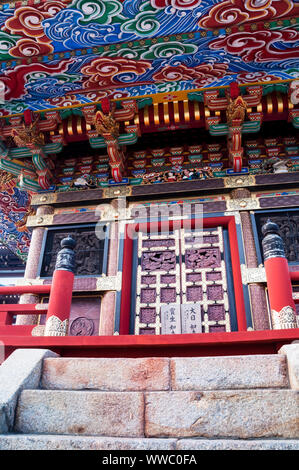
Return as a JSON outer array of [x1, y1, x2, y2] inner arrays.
[[204, 83, 263, 173], [0, 111, 61, 138], [83, 99, 140, 183], [0, 110, 62, 191], [204, 85, 262, 111]]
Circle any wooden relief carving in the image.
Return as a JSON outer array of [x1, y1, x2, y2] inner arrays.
[[134, 226, 232, 335]]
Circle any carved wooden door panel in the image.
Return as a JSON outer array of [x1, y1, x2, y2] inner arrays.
[[181, 226, 231, 333], [135, 229, 180, 335], [134, 226, 232, 335]]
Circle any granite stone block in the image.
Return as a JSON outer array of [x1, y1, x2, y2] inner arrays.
[[170, 355, 289, 390], [15, 390, 144, 437], [145, 390, 299, 438], [42, 357, 170, 391], [0, 349, 58, 433]]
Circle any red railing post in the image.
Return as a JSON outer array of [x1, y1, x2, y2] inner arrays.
[[44, 236, 76, 336], [262, 219, 298, 329], [0, 310, 11, 325]]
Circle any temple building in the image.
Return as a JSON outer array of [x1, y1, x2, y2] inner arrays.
[[0, 0, 298, 451]]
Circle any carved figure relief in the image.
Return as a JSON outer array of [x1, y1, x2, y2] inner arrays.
[[257, 211, 299, 263], [141, 250, 176, 271], [41, 226, 106, 277], [185, 248, 221, 269], [11, 118, 45, 149]]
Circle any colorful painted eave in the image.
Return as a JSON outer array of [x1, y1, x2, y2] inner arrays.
[[0, 0, 297, 116]]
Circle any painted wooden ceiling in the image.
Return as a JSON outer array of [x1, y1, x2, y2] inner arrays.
[[0, 0, 298, 116]]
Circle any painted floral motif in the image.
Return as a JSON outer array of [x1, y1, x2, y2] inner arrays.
[[121, 11, 160, 37], [151, 0, 203, 9], [209, 29, 299, 62], [5, 7, 51, 40], [84, 90, 110, 101], [199, 0, 298, 28], [0, 186, 31, 259], [141, 42, 198, 60], [25, 73, 82, 100], [153, 62, 228, 83], [236, 71, 279, 83], [48, 94, 82, 107], [1, 61, 72, 100], [0, 31, 21, 60], [36, 0, 70, 16], [72, 0, 123, 24], [10, 38, 53, 58], [3, 3, 67, 66], [81, 57, 151, 88], [0, 186, 30, 217], [0, 0, 297, 113]]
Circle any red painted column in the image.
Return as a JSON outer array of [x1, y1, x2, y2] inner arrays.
[[119, 225, 134, 335], [262, 219, 298, 329], [44, 236, 76, 336]]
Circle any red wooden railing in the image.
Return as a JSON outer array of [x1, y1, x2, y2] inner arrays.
[[0, 279, 298, 362], [0, 285, 50, 336], [0, 267, 299, 337], [0, 285, 51, 295]]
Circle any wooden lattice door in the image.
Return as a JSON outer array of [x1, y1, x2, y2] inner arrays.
[[134, 226, 234, 335]]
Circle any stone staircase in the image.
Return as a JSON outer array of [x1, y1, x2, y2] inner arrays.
[[0, 346, 299, 450]]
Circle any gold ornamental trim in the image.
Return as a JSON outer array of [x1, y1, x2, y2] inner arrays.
[[104, 186, 132, 198], [227, 197, 260, 211], [224, 175, 256, 188], [26, 214, 54, 227], [31, 193, 57, 206]]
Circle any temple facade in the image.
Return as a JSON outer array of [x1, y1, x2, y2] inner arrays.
[[1, 83, 299, 354], [0, 0, 297, 355], [0, 0, 299, 452]]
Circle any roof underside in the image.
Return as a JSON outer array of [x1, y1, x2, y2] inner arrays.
[[0, 0, 298, 115]]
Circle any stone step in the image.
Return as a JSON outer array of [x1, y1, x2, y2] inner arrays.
[[15, 389, 299, 439], [41, 354, 289, 391], [42, 357, 170, 391], [1, 434, 299, 451], [145, 390, 299, 439], [15, 390, 144, 437]]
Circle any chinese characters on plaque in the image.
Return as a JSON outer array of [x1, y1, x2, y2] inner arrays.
[[161, 303, 202, 334]]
